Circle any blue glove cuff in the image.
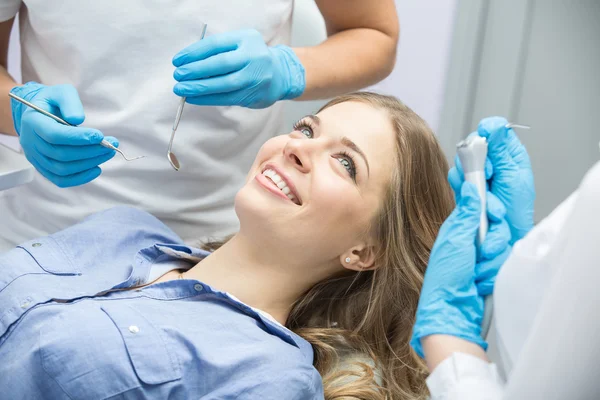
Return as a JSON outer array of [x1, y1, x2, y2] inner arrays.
[[10, 81, 45, 136], [272, 45, 306, 100]]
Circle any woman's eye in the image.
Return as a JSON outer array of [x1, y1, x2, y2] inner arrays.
[[300, 127, 313, 138], [337, 156, 357, 180], [293, 120, 314, 138]]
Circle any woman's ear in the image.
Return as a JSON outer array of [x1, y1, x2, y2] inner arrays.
[[340, 245, 378, 272]]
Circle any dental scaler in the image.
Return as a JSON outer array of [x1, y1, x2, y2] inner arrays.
[[457, 135, 489, 247]]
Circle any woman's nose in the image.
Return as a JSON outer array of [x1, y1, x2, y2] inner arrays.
[[283, 140, 312, 173]]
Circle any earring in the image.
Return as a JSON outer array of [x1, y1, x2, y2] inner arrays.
[[345, 257, 351, 263]]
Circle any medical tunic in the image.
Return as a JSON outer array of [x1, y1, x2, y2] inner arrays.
[[0, 0, 294, 250], [0, 206, 323, 399]]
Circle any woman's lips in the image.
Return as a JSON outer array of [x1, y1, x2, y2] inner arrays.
[[255, 173, 297, 204]]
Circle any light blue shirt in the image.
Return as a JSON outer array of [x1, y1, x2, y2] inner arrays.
[[0, 206, 323, 399]]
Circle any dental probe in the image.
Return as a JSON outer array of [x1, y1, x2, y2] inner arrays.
[[8, 92, 145, 161], [167, 23, 208, 171]]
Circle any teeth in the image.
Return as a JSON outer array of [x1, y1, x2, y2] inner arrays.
[[261, 168, 299, 204]]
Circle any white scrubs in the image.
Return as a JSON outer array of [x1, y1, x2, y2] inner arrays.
[[426, 160, 600, 399], [0, 0, 293, 250]]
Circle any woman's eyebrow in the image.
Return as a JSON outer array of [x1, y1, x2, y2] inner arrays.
[[305, 114, 321, 126], [341, 136, 370, 177]]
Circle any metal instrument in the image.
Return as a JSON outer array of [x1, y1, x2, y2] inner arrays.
[[167, 23, 208, 171], [8, 92, 145, 162]]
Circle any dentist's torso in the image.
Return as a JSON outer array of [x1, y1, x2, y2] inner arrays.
[[0, 0, 294, 249]]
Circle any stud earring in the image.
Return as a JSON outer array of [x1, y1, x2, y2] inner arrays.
[[345, 257, 351, 263]]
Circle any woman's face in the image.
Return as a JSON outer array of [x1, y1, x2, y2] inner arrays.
[[235, 101, 397, 269]]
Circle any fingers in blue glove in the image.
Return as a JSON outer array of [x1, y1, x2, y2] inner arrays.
[[29, 146, 116, 178], [44, 84, 86, 126], [26, 112, 103, 146], [173, 30, 250, 67], [477, 116, 532, 168], [475, 246, 512, 296], [173, 69, 253, 97], [25, 154, 104, 188], [31, 135, 118, 162], [174, 52, 247, 82], [439, 181, 481, 241], [480, 197, 510, 259]]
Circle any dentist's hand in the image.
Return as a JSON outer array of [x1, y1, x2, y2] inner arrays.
[[172, 29, 306, 109], [411, 183, 512, 358], [449, 117, 535, 244], [10, 82, 118, 188]]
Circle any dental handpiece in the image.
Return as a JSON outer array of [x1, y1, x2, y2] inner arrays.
[[456, 135, 489, 247], [457, 135, 493, 337]]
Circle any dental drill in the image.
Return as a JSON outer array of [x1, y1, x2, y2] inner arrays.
[[457, 135, 489, 247], [456, 135, 493, 336], [456, 123, 530, 338]]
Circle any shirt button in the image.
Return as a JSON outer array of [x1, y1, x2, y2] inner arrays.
[[194, 284, 203, 292], [20, 302, 29, 309], [32, 242, 42, 247], [129, 325, 140, 334]]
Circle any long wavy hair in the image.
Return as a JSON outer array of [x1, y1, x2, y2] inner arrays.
[[203, 92, 454, 399]]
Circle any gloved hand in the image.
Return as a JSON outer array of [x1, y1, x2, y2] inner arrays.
[[10, 82, 118, 188], [411, 182, 512, 358], [449, 117, 535, 244], [172, 29, 305, 109]]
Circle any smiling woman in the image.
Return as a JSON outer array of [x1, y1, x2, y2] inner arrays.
[[0, 92, 454, 400]]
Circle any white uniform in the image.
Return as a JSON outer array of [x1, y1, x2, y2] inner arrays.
[[0, 0, 293, 250], [427, 160, 600, 399]]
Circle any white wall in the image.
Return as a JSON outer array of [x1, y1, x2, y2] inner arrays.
[[4, 0, 457, 134], [370, 0, 457, 133], [7, 17, 20, 83]]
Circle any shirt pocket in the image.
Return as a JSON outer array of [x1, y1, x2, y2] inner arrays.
[[39, 304, 181, 400], [0, 240, 77, 292]]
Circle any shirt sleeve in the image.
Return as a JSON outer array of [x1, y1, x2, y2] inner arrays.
[[0, 0, 21, 22], [426, 353, 504, 400]]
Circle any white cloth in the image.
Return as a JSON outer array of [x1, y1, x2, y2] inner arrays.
[[0, 0, 293, 251], [427, 160, 600, 399], [426, 353, 503, 400]]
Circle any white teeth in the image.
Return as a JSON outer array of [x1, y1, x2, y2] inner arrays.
[[261, 168, 299, 204]]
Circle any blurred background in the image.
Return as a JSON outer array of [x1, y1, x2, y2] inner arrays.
[[2, 0, 599, 222]]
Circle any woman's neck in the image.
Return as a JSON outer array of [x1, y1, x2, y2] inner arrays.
[[183, 234, 318, 325]]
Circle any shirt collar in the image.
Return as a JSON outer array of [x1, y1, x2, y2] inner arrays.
[[141, 242, 314, 361]]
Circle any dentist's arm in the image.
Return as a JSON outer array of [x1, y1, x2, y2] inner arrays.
[[0, 17, 19, 136], [172, 0, 398, 109], [410, 183, 511, 400], [294, 0, 399, 100]]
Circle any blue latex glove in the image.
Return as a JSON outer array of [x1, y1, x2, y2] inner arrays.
[[410, 182, 512, 358], [10, 82, 118, 188], [449, 117, 535, 244], [172, 29, 305, 109]]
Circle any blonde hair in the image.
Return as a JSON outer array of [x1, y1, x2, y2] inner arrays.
[[203, 92, 454, 399]]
